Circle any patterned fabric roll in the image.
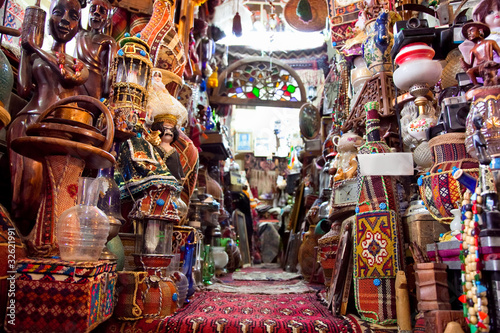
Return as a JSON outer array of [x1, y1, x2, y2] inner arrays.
[[172, 130, 199, 211], [111, 7, 130, 41], [140, 0, 187, 77], [130, 13, 151, 36]]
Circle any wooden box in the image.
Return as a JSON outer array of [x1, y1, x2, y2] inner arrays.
[[424, 310, 468, 333], [403, 213, 449, 255]]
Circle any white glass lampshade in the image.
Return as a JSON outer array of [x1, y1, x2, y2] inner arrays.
[[393, 43, 443, 91]]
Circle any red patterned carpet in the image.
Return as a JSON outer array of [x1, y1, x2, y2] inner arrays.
[[98, 265, 397, 332], [102, 292, 365, 332]]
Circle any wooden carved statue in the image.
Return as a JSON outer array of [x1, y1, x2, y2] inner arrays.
[[75, 0, 117, 99], [7, 0, 88, 234], [461, 22, 500, 86]]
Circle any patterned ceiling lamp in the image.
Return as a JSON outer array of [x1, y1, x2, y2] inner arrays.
[[110, 33, 153, 140]]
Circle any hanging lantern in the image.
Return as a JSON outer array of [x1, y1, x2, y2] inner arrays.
[[110, 33, 153, 139]]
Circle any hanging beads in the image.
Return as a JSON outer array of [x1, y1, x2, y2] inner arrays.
[[460, 189, 490, 332]]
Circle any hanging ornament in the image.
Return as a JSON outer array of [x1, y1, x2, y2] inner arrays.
[[232, 12, 242, 37], [296, 0, 313, 23]]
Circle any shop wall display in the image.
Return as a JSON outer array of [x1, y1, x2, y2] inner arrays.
[[235, 132, 253, 153]]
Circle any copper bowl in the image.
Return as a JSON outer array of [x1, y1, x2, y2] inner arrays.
[[51, 105, 94, 126]]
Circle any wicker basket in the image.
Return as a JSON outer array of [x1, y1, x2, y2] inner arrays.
[[418, 133, 479, 223]]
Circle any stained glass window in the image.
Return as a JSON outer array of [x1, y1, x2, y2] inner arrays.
[[217, 59, 303, 103]]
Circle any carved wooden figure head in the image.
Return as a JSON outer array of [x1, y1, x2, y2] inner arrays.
[[48, 0, 81, 43], [88, 0, 111, 31]]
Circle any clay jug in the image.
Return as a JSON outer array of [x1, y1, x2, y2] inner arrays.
[[298, 225, 320, 281]]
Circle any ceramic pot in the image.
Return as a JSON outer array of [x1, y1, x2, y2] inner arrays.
[[212, 246, 229, 275], [0, 49, 13, 129], [465, 86, 500, 159], [362, 12, 394, 74]]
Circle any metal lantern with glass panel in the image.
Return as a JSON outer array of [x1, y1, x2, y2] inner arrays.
[[110, 33, 153, 139]]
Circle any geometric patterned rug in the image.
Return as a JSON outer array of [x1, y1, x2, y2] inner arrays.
[[101, 292, 365, 332], [164, 292, 363, 332]]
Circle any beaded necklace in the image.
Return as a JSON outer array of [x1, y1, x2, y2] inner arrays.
[[460, 189, 490, 332]]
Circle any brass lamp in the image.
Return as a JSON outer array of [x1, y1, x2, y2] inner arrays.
[[110, 33, 153, 139]]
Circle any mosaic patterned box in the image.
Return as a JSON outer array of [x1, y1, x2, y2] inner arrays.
[[4, 258, 117, 333]]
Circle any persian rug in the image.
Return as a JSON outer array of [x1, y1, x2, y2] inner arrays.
[[101, 292, 364, 332], [231, 271, 302, 281], [204, 280, 313, 294]]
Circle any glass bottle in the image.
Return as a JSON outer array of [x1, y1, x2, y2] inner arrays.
[[182, 239, 196, 297], [57, 177, 110, 261], [96, 167, 124, 263], [202, 244, 215, 285], [192, 236, 203, 286]]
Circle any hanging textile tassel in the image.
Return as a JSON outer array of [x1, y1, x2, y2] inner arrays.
[[232, 12, 242, 37], [296, 0, 313, 23]]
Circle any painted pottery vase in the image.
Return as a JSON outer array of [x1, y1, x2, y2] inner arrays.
[[418, 133, 479, 222], [465, 86, 500, 160], [298, 225, 320, 281], [0, 49, 13, 123], [0, 49, 12, 129], [362, 11, 393, 74]]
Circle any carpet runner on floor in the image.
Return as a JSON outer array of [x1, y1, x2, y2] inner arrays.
[[98, 264, 397, 332], [103, 292, 365, 333]]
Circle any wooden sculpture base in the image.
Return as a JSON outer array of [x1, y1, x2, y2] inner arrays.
[[11, 136, 115, 257]]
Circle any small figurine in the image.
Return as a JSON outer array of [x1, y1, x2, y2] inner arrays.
[[472, 115, 491, 165], [461, 22, 500, 86], [150, 115, 185, 182], [330, 131, 364, 181], [75, 0, 117, 99]]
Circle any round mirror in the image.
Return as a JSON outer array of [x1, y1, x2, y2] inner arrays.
[[299, 103, 320, 140]]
